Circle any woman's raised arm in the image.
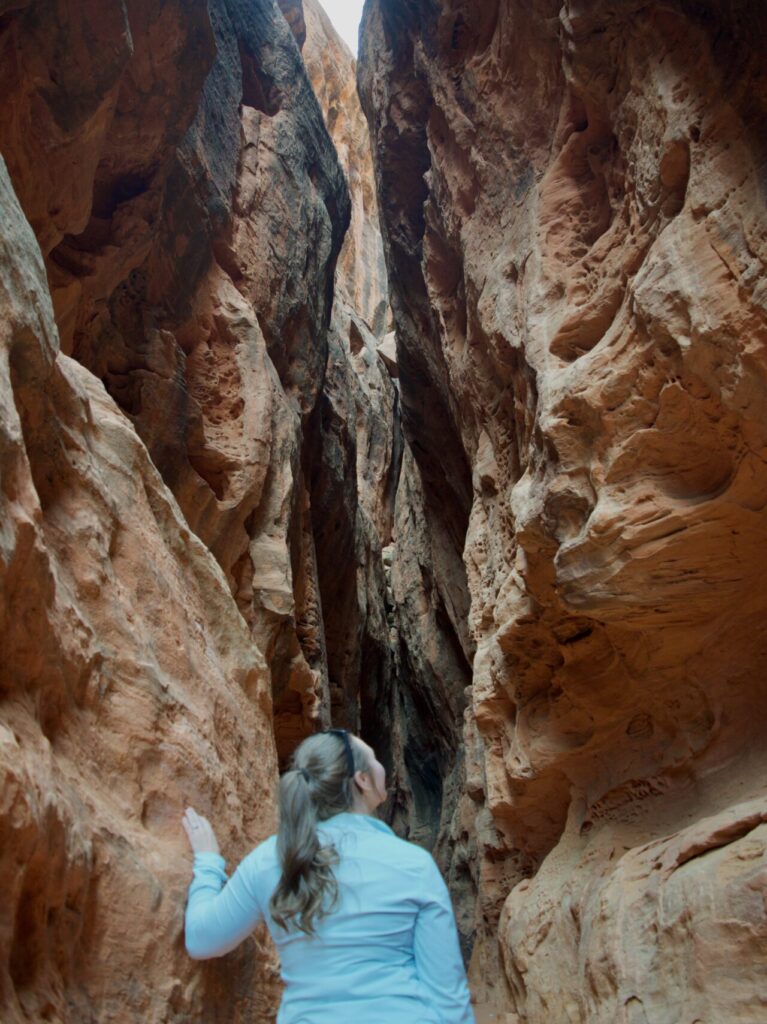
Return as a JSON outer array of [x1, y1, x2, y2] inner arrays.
[[183, 807, 265, 959]]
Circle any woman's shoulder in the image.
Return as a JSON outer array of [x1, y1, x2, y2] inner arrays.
[[375, 825, 432, 861], [333, 814, 437, 869], [383, 832, 440, 879]]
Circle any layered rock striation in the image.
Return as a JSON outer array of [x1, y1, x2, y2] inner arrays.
[[360, 0, 767, 1018]]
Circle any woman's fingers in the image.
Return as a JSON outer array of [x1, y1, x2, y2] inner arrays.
[[184, 807, 210, 827], [181, 807, 220, 854], [183, 808, 206, 831]]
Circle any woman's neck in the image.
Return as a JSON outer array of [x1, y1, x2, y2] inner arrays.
[[349, 790, 374, 815]]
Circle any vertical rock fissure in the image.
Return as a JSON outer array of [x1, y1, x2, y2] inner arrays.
[[296, 2, 473, 906]]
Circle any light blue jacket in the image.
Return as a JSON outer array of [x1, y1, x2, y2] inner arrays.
[[186, 811, 475, 1023]]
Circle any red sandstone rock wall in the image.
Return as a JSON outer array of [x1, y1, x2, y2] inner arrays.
[[0, 0, 354, 762], [7, 0, 765, 1016], [0, 0, 360, 1019], [0, 155, 281, 1021], [298, 0, 397, 740], [359, 0, 767, 1019]]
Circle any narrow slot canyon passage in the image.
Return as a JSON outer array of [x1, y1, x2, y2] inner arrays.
[[0, 1, 766, 1023]]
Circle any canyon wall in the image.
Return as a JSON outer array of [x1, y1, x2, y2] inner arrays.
[[0, 0, 378, 1019], [1, 158, 281, 1021], [298, 0, 396, 741], [5, 0, 765, 1018], [359, 0, 767, 1019]]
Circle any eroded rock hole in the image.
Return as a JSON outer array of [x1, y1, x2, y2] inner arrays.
[[91, 172, 151, 219], [239, 45, 282, 114]]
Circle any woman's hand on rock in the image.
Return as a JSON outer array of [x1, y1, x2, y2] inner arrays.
[[182, 806, 221, 855]]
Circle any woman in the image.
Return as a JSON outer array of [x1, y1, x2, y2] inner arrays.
[[183, 729, 475, 1023]]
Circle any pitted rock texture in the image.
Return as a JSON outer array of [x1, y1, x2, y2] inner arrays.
[[360, 0, 767, 1018], [0, 156, 280, 1023]]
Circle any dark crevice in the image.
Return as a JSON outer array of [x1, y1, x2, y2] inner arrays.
[[91, 172, 151, 220], [239, 43, 282, 114]]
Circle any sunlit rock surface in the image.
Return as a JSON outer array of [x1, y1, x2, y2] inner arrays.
[[0, 0, 352, 1019], [0, 155, 280, 1022], [359, 0, 767, 1018]]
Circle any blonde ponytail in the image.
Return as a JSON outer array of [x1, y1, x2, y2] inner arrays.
[[269, 731, 369, 935]]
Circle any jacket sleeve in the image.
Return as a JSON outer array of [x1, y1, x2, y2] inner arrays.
[[185, 849, 264, 959], [413, 855, 476, 1023]]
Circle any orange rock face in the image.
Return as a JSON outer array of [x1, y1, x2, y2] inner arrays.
[[6, 0, 766, 1018], [359, 1, 767, 1018], [0, 155, 280, 1022], [0, 0, 356, 1019], [0, 0, 356, 766]]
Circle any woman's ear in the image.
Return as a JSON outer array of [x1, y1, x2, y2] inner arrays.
[[353, 769, 369, 793]]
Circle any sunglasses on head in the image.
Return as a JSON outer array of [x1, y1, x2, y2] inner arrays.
[[322, 728, 356, 777]]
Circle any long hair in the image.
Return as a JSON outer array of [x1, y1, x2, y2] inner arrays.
[[269, 732, 370, 935]]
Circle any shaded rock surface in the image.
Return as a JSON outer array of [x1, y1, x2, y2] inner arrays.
[[0, 0, 441, 1019], [359, 0, 767, 1018], [301, 3, 476, 938], [303, 0, 388, 335], [299, 0, 397, 741]]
